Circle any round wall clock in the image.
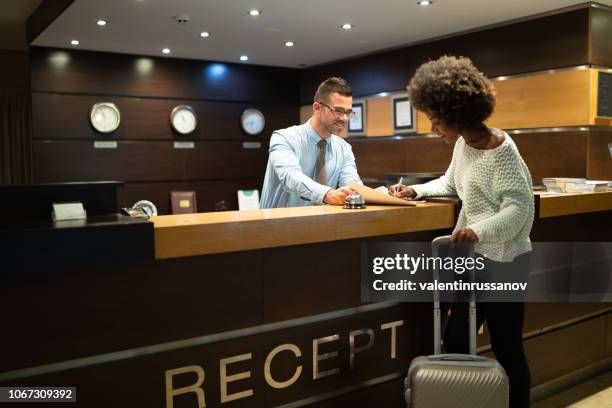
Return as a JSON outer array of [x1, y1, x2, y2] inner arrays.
[[240, 108, 265, 135], [90, 102, 121, 133], [170, 105, 197, 134]]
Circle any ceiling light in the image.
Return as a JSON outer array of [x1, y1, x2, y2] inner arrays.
[[200, 31, 210, 38], [418, 0, 432, 5], [285, 41, 294, 47], [248, 9, 261, 16], [70, 39, 79, 45], [96, 20, 107, 26], [341, 23, 353, 30], [162, 48, 171, 54], [240, 55, 249, 61]]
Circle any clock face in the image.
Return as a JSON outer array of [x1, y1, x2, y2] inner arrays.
[[90, 102, 120, 133], [241, 108, 265, 136], [171, 105, 197, 135]]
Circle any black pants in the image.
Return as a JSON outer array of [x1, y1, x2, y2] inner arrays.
[[443, 254, 532, 408]]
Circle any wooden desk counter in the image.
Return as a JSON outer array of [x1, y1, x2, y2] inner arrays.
[[536, 190, 612, 218], [152, 203, 455, 259]]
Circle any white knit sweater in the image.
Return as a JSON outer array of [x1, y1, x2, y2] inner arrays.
[[411, 130, 534, 262]]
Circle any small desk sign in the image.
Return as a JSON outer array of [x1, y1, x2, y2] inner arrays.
[[237, 189, 260, 210], [52, 202, 87, 221], [94, 141, 117, 149], [242, 142, 262, 149], [174, 141, 195, 149]]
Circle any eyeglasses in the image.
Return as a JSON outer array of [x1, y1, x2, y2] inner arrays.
[[318, 101, 356, 119]]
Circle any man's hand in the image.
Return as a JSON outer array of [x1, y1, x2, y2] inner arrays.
[[388, 184, 417, 200], [323, 186, 353, 205], [451, 228, 479, 243]]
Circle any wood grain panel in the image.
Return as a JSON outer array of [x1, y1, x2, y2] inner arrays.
[[299, 104, 312, 124], [349, 131, 587, 184], [590, 7, 612, 69], [366, 96, 393, 137], [33, 140, 268, 183], [537, 191, 612, 218], [31, 47, 301, 103], [511, 131, 587, 184], [152, 203, 455, 259], [301, 7, 590, 102], [523, 316, 607, 386], [587, 130, 612, 180], [488, 69, 591, 128], [32, 92, 297, 141], [349, 136, 453, 179]]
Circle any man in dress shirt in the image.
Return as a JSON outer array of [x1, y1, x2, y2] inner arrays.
[[260, 77, 362, 208]]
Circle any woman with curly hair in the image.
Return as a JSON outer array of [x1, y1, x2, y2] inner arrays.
[[391, 55, 534, 407]]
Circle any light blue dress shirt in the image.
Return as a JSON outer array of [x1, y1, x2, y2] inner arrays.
[[260, 120, 362, 208]]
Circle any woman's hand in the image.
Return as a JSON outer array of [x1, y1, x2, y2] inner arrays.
[[451, 228, 479, 243], [389, 184, 417, 200]]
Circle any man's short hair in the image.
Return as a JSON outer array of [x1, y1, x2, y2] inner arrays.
[[314, 77, 352, 103]]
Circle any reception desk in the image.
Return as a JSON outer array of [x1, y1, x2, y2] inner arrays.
[[1, 192, 611, 407]]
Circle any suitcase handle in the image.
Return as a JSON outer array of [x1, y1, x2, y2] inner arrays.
[[428, 354, 488, 363], [432, 235, 477, 356]]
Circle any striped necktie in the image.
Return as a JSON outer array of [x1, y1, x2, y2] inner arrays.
[[315, 139, 328, 186]]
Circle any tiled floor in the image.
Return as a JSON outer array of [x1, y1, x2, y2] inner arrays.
[[532, 370, 612, 407]]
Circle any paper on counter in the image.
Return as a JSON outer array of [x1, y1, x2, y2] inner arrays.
[[348, 181, 424, 206]]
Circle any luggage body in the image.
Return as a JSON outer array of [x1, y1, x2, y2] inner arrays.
[[404, 236, 509, 408]]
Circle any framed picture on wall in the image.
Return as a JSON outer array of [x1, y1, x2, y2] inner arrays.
[[392, 95, 417, 133], [348, 101, 366, 136]]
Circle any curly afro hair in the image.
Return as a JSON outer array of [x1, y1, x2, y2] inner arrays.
[[407, 55, 496, 128]]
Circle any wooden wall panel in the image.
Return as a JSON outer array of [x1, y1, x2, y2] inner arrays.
[[488, 70, 591, 129], [349, 136, 453, 180], [587, 130, 612, 180], [29, 48, 301, 214], [32, 92, 295, 142], [524, 316, 607, 386], [590, 7, 612, 69], [349, 131, 588, 184], [301, 7, 591, 102], [299, 105, 312, 124], [365, 97, 393, 137], [512, 131, 587, 183], [31, 47, 300, 103], [33, 140, 268, 183]]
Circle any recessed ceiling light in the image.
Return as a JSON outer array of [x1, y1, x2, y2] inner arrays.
[[240, 55, 249, 61], [200, 31, 210, 38], [248, 9, 261, 16], [341, 23, 353, 30], [162, 48, 171, 54], [96, 19, 107, 26], [70, 39, 79, 45], [418, 0, 432, 5], [285, 41, 294, 47]]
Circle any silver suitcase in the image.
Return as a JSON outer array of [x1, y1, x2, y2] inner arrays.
[[404, 236, 509, 408]]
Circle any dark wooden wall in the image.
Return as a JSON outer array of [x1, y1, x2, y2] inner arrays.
[[301, 4, 612, 185], [300, 6, 593, 103], [30, 47, 300, 214], [349, 130, 595, 185]]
